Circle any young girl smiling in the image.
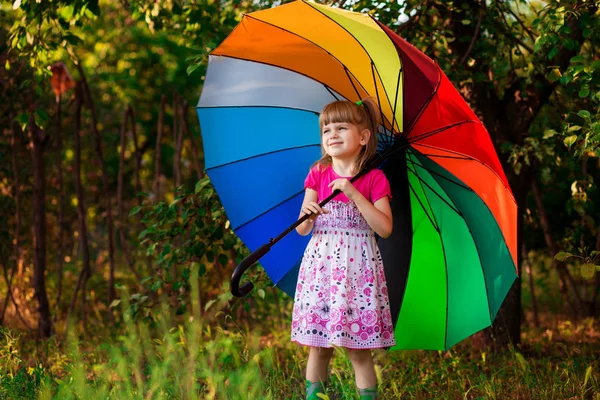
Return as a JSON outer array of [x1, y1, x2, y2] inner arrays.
[[292, 97, 394, 400]]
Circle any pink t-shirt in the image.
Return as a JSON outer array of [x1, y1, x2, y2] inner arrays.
[[304, 164, 391, 204]]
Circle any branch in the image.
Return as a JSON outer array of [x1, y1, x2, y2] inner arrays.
[[459, 1, 485, 65], [502, 2, 537, 42], [493, 16, 534, 54], [0, 248, 32, 330], [396, 0, 428, 34]]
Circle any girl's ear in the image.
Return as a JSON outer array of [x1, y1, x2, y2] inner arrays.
[[360, 129, 371, 145]]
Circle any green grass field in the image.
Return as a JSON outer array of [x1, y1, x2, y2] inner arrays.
[[1, 265, 599, 399]]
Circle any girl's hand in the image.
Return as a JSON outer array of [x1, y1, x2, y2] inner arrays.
[[301, 201, 328, 222], [328, 179, 359, 200]]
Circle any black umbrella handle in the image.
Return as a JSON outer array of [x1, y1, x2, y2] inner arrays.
[[230, 153, 387, 297]]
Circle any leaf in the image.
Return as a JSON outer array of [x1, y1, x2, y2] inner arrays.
[[583, 365, 593, 388], [571, 55, 585, 63], [567, 125, 582, 132], [543, 129, 558, 139], [581, 263, 596, 279], [548, 68, 562, 82], [15, 113, 28, 130], [218, 253, 229, 265], [578, 110, 591, 119], [257, 289, 265, 299], [548, 47, 559, 60], [563, 135, 577, 148], [554, 252, 573, 261], [12, 0, 21, 10], [34, 109, 48, 127], [579, 86, 590, 98], [515, 352, 528, 372], [204, 299, 216, 311], [195, 179, 210, 194], [461, 19, 471, 25], [109, 299, 121, 308], [60, 5, 75, 20], [187, 63, 200, 75], [129, 205, 142, 216]]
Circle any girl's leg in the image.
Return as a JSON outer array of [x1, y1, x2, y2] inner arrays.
[[305, 347, 334, 400], [346, 348, 377, 389], [306, 346, 334, 383]]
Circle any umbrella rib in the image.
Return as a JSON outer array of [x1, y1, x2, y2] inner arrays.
[[391, 66, 402, 134], [413, 156, 496, 325], [197, 104, 320, 116], [370, 16, 439, 134], [205, 144, 321, 171], [370, 61, 392, 137], [406, 163, 463, 217], [325, 86, 342, 101], [344, 66, 363, 101], [405, 153, 473, 192], [412, 142, 475, 158], [417, 153, 472, 161], [413, 144, 516, 201], [232, 189, 305, 232], [243, 15, 375, 101], [411, 154, 518, 283], [304, 1, 397, 128], [408, 120, 480, 144], [407, 181, 440, 233]]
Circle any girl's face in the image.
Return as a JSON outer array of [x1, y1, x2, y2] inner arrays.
[[321, 122, 370, 161]]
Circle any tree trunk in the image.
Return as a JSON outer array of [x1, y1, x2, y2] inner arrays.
[[153, 95, 166, 200], [29, 114, 52, 337], [0, 119, 31, 329], [531, 180, 581, 313], [0, 251, 31, 329], [129, 106, 143, 205], [180, 99, 203, 180], [173, 94, 182, 190], [117, 106, 143, 285], [522, 242, 539, 327], [67, 84, 92, 332], [55, 93, 66, 316], [76, 64, 116, 306]]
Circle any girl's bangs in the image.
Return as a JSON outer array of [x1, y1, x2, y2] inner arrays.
[[319, 102, 363, 129]]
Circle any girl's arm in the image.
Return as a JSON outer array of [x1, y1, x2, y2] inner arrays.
[[328, 179, 393, 238], [296, 188, 328, 236]]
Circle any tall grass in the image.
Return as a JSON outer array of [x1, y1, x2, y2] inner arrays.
[[1, 263, 599, 399]]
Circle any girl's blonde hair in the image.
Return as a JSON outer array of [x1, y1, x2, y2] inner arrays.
[[314, 97, 382, 174]]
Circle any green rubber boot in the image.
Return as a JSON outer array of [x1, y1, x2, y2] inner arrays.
[[306, 380, 325, 400], [358, 386, 377, 400]]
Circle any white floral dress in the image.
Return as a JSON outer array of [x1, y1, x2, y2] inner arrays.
[[291, 166, 396, 349]]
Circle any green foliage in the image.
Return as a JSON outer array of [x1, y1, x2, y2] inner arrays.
[[133, 178, 247, 319], [555, 250, 600, 280]]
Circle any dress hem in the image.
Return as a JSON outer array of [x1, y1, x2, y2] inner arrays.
[[291, 338, 396, 350]]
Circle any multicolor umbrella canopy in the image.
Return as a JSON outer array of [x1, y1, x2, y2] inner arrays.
[[197, 0, 518, 350]]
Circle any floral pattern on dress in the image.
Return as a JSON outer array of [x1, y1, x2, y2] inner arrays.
[[291, 201, 396, 349]]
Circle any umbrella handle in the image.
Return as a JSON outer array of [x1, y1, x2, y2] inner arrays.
[[230, 242, 272, 297]]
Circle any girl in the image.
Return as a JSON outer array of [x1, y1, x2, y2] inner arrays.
[[291, 97, 395, 400]]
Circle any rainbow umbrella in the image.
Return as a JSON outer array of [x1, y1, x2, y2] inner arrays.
[[196, 0, 518, 350]]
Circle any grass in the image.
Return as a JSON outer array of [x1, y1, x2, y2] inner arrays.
[[1, 306, 599, 399], [1, 264, 599, 399]]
